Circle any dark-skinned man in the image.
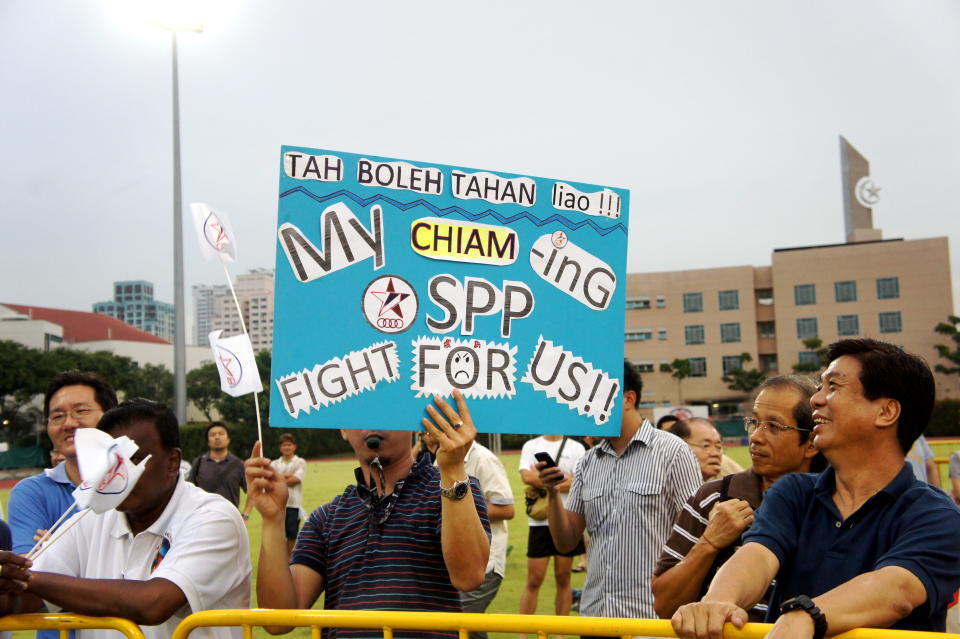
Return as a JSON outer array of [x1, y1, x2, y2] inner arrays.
[[0, 399, 251, 639], [245, 390, 489, 639]]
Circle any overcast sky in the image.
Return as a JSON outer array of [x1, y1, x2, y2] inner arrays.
[[2, 1, 958, 337]]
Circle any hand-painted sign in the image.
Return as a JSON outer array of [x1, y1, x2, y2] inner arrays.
[[271, 147, 630, 436]]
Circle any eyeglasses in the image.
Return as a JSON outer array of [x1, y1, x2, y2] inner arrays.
[[744, 417, 811, 437], [48, 407, 101, 426]]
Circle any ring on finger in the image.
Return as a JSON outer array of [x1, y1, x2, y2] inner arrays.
[[451, 420, 463, 430]]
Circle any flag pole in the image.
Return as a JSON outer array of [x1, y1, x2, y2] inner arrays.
[[24, 501, 77, 559], [28, 509, 91, 561], [221, 259, 264, 446]]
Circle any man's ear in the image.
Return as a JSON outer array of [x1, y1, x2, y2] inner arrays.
[[168, 448, 182, 476], [875, 397, 901, 430], [340, 429, 348, 441], [803, 439, 819, 459], [622, 389, 637, 411]]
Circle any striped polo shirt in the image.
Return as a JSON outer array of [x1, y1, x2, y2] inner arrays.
[[292, 456, 489, 639], [566, 419, 702, 619]]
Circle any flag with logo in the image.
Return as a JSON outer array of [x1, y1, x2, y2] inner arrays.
[[209, 329, 263, 397], [74, 428, 152, 514], [190, 202, 237, 262]]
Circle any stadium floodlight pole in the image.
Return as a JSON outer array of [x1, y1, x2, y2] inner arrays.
[[151, 20, 202, 424]]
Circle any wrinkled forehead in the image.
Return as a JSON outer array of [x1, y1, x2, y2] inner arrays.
[[753, 387, 804, 424]]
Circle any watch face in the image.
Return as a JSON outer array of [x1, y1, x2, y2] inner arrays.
[[454, 481, 469, 499]]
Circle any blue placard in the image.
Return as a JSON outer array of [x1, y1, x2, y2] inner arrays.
[[270, 146, 630, 436]]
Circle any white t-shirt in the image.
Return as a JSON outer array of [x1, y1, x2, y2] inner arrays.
[[34, 478, 251, 639], [519, 436, 585, 527], [271, 454, 307, 509], [463, 442, 514, 577]]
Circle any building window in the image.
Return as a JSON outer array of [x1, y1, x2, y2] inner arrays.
[[877, 277, 900, 299], [683, 292, 703, 313], [625, 329, 654, 342], [796, 317, 818, 339], [685, 325, 705, 345], [718, 290, 739, 311], [798, 351, 820, 367], [879, 312, 902, 333], [834, 281, 857, 303], [794, 284, 816, 306], [756, 288, 774, 306], [759, 354, 778, 372], [837, 314, 859, 336], [720, 322, 741, 343], [633, 360, 655, 373], [689, 357, 707, 377], [658, 328, 668, 341], [656, 296, 666, 308], [757, 321, 775, 339], [626, 297, 651, 310], [722, 355, 744, 375]]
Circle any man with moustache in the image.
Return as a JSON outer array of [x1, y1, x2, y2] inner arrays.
[[652, 375, 821, 620], [672, 339, 960, 638], [246, 391, 489, 639]]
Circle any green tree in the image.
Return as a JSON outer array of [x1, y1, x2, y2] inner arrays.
[[660, 358, 691, 404], [934, 315, 960, 376], [187, 362, 221, 422], [123, 363, 174, 406], [722, 352, 767, 393], [792, 337, 829, 373]]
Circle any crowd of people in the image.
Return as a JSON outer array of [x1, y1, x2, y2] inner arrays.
[[0, 337, 958, 639]]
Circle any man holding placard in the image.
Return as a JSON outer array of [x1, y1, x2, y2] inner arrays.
[[0, 399, 251, 639], [245, 391, 489, 638]]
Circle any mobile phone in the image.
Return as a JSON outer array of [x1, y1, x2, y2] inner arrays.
[[534, 452, 557, 468]]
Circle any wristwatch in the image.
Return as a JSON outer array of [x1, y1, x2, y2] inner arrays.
[[780, 595, 827, 639], [440, 478, 470, 500]]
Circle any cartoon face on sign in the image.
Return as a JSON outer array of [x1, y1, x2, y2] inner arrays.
[[450, 350, 474, 383], [215, 344, 243, 388]]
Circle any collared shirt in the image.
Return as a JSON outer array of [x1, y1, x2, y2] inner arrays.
[[744, 464, 960, 631], [34, 477, 251, 639], [9, 462, 79, 554], [292, 456, 490, 639], [654, 468, 768, 621], [271, 454, 307, 509], [188, 452, 247, 507], [463, 442, 514, 577], [566, 420, 702, 619]]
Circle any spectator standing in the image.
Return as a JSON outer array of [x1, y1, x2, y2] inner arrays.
[[905, 434, 939, 485], [271, 433, 307, 554], [188, 422, 247, 508], [518, 434, 585, 621]]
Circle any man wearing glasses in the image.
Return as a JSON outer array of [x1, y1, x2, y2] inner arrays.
[[8, 370, 118, 554], [672, 339, 960, 638], [653, 375, 820, 620]]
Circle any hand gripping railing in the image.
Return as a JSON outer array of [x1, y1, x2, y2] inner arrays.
[[0, 613, 145, 639]]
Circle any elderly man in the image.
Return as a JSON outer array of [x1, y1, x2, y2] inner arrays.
[[672, 338, 960, 638], [246, 390, 489, 639], [653, 375, 820, 620], [538, 361, 702, 622], [0, 399, 251, 639], [9, 370, 118, 554]]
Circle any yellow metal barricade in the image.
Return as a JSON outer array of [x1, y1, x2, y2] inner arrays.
[[171, 609, 960, 639], [0, 613, 144, 639]]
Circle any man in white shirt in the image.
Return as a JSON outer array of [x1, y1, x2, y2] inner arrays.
[[0, 399, 251, 639], [518, 434, 586, 620], [271, 433, 308, 554]]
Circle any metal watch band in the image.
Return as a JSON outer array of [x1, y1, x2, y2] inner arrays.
[[439, 478, 469, 500]]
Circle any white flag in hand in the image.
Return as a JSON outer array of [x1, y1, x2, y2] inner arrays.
[[209, 329, 263, 397], [74, 428, 152, 514], [191, 202, 237, 262]]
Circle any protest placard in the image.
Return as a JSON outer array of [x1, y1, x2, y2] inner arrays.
[[271, 147, 629, 436]]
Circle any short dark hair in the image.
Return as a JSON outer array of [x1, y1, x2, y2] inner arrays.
[[279, 433, 297, 445], [98, 398, 180, 451], [756, 375, 817, 444], [656, 415, 679, 430], [622, 360, 644, 407], [205, 421, 230, 439], [826, 338, 935, 454], [44, 370, 118, 418], [668, 419, 691, 440]]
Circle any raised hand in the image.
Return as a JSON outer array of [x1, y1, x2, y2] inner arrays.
[[244, 441, 288, 521]]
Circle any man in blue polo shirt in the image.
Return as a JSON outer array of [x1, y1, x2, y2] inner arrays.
[[246, 390, 490, 639], [672, 338, 960, 639]]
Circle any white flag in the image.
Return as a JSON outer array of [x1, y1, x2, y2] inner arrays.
[[190, 202, 237, 262], [73, 428, 152, 514], [209, 329, 263, 397]]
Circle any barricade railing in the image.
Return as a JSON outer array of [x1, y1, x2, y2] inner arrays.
[[170, 609, 960, 639], [0, 613, 145, 639]]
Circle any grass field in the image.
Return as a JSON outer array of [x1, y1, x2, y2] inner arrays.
[[1, 441, 957, 638]]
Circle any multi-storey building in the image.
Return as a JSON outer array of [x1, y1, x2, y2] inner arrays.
[[197, 269, 274, 352], [92, 280, 175, 342]]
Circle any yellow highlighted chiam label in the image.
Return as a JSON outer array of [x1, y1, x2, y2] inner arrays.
[[410, 217, 518, 266]]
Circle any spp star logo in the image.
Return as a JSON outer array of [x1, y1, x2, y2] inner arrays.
[[215, 344, 243, 387], [203, 211, 232, 253], [362, 275, 419, 334]]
